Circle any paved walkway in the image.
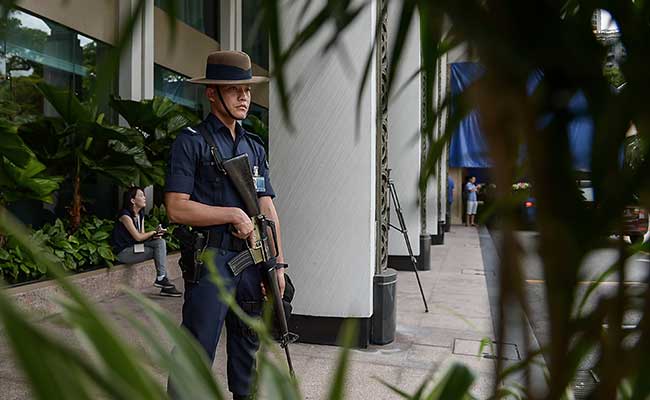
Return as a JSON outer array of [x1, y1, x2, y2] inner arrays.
[[0, 226, 499, 399]]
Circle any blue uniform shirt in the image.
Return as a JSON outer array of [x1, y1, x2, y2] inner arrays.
[[165, 113, 275, 233]]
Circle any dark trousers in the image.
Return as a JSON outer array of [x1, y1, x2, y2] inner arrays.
[[172, 248, 263, 398]]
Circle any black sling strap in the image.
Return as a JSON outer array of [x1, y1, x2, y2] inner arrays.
[[195, 123, 262, 174], [195, 123, 227, 175]]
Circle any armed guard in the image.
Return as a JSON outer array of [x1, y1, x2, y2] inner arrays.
[[164, 51, 288, 400]]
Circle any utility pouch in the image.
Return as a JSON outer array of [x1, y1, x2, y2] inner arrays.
[[174, 225, 207, 284]]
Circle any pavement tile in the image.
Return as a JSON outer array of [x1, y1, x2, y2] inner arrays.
[[286, 356, 401, 400], [418, 314, 494, 333]]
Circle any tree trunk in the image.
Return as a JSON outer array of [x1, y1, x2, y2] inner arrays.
[[0, 205, 6, 248], [70, 170, 82, 232]]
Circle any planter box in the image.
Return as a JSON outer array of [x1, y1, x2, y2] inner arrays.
[[5, 253, 181, 317]]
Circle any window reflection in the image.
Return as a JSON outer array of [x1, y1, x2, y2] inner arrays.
[[0, 10, 110, 121], [154, 64, 204, 116], [154, 0, 220, 41], [0, 10, 117, 224], [243, 0, 269, 70]]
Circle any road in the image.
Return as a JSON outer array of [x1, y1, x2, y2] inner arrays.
[[481, 228, 649, 397]]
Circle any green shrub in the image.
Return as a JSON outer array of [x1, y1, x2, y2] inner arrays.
[[0, 216, 116, 284]]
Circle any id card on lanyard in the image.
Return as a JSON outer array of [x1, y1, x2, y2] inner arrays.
[[134, 214, 145, 253], [253, 166, 265, 193]]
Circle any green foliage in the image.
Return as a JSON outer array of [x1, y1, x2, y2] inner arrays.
[[603, 64, 626, 88], [243, 114, 269, 152], [109, 96, 200, 187], [0, 118, 62, 205], [0, 216, 116, 284], [26, 82, 150, 189], [144, 204, 180, 251], [263, 1, 650, 398], [71, 215, 117, 268]]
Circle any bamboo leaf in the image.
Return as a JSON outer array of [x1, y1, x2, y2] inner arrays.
[[326, 320, 357, 400]]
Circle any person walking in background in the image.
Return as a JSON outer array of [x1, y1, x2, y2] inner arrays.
[[446, 175, 454, 232], [465, 176, 481, 227], [111, 187, 181, 297]]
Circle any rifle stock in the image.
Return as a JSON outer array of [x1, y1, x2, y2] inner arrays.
[[222, 154, 260, 217]]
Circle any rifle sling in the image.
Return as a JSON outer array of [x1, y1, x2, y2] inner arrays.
[[196, 123, 227, 175], [195, 123, 257, 274]]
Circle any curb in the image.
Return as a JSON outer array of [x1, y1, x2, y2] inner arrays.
[[478, 226, 548, 395]]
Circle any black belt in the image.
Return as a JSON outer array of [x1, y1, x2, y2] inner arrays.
[[203, 230, 247, 252]]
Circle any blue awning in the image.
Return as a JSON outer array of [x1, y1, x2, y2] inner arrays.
[[448, 62, 593, 171]]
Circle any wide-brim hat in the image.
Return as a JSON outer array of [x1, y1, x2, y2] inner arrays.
[[188, 50, 269, 85]]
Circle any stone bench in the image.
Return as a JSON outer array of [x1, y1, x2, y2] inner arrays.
[[5, 253, 182, 317]]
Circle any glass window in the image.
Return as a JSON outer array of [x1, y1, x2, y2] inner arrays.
[[0, 10, 111, 120], [242, 0, 269, 70], [154, 63, 205, 116], [0, 9, 117, 227], [155, 0, 220, 41]]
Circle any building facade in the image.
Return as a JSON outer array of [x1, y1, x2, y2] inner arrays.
[[9, 0, 449, 346]]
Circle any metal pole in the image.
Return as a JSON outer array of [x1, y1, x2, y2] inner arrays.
[[388, 180, 429, 312]]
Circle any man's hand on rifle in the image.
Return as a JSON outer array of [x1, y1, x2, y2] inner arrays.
[[231, 208, 254, 240]]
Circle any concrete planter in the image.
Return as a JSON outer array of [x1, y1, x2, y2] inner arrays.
[[5, 253, 181, 317]]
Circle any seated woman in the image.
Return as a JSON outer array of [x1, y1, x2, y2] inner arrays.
[[111, 187, 181, 297]]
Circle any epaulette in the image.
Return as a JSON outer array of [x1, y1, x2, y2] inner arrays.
[[245, 132, 267, 149], [244, 131, 270, 168], [185, 126, 201, 136]]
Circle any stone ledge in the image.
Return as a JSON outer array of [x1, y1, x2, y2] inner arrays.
[[5, 253, 182, 317]]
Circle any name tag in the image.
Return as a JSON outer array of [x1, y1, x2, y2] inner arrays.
[[134, 243, 145, 253], [254, 176, 266, 192], [253, 166, 265, 193]]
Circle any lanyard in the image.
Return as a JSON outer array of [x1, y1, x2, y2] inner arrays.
[[134, 214, 143, 233]]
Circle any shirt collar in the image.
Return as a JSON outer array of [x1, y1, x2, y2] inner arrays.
[[206, 112, 247, 140]]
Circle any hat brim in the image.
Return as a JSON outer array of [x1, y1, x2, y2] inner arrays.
[[187, 76, 269, 85]]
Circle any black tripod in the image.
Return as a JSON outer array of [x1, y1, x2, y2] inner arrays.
[[388, 179, 429, 312]]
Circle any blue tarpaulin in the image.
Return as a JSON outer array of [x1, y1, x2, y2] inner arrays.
[[448, 62, 594, 171], [448, 63, 490, 168]]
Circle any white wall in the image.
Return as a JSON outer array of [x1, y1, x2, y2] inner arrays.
[[387, 4, 422, 255], [269, 1, 376, 318]]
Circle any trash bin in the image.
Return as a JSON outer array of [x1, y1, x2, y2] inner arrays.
[[371, 269, 397, 345]]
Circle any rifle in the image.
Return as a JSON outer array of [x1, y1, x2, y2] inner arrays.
[[222, 154, 299, 377]]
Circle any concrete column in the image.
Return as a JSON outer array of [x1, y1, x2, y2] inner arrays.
[[449, 167, 464, 224], [429, 52, 448, 238], [386, 4, 425, 267], [118, 0, 154, 210], [220, 0, 242, 50], [270, 1, 376, 346], [141, 0, 154, 99], [118, 0, 154, 101]]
